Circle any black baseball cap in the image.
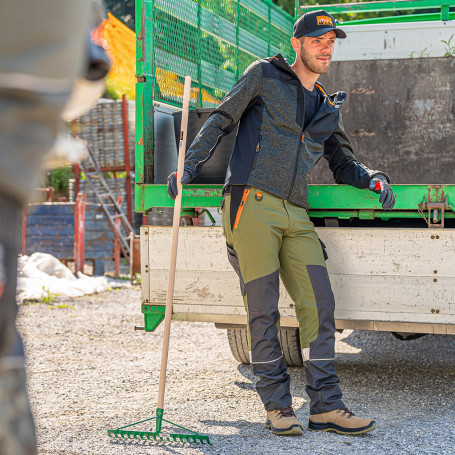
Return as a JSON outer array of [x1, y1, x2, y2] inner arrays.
[[293, 10, 346, 39]]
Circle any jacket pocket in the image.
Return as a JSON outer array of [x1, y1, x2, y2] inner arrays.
[[226, 244, 246, 295], [306, 112, 338, 145]]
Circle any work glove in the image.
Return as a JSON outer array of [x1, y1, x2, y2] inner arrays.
[[167, 170, 192, 200], [369, 175, 395, 210]]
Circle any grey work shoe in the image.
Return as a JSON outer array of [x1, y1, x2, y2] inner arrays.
[[308, 408, 376, 435], [265, 406, 303, 436]]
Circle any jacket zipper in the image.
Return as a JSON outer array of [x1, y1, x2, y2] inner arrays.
[[233, 187, 251, 230], [270, 55, 336, 125], [286, 108, 332, 200], [287, 132, 305, 200], [251, 137, 261, 170], [270, 54, 335, 200]]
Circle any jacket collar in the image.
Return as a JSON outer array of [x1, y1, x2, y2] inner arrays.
[[266, 53, 299, 79], [267, 53, 346, 108]]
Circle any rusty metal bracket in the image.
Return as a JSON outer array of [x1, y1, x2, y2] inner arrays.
[[418, 185, 452, 228]]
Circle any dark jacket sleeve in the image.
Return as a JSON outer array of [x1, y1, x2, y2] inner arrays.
[[323, 113, 390, 188], [183, 60, 263, 179]]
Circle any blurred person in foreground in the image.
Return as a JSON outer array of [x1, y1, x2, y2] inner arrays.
[[0, 1, 110, 453]]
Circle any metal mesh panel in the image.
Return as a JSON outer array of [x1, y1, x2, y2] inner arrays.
[[144, 0, 295, 108]]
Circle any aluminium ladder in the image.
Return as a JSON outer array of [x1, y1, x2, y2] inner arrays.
[[78, 143, 133, 263]]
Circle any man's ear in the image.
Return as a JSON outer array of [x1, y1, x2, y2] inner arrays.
[[290, 37, 301, 54]]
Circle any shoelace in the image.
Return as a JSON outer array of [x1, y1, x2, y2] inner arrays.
[[337, 408, 355, 418], [275, 406, 296, 418]]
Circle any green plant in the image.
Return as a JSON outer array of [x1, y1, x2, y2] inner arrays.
[[47, 166, 73, 194], [410, 48, 430, 59], [442, 34, 455, 57], [41, 286, 60, 305], [420, 48, 430, 58], [105, 77, 135, 100]]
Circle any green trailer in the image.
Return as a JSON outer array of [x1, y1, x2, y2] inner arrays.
[[135, 1, 455, 365]]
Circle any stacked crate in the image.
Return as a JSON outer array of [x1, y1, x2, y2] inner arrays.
[[71, 98, 135, 217]]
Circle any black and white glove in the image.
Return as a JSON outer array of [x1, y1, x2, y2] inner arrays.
[[369, 175, 395, 210], [166, 170, 192, 200]]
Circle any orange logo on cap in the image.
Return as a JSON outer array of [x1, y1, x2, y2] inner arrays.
[[317, 16, 333, 26]]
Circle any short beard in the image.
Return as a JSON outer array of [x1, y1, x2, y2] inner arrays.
[[300, 43, 331, 74]]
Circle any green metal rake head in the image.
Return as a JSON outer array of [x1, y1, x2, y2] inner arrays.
[[107, 409, 211, 444]]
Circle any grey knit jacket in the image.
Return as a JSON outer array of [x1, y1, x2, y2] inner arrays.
[[183, 53, 388, 208]]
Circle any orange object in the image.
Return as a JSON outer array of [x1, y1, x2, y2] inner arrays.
[[233, 188, 250, 229], [315, 82, 335, 106], [102, 13, 136, 99]]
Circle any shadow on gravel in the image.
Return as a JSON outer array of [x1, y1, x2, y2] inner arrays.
[[109, 438, 214, 453], [336, 331, 455, 367], [200, 419, 265, 432], [230, 331, 455, 419]]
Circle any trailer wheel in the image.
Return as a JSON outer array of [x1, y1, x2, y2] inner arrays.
[[226, 327, 303, 367], [227, 327, 250, 364]]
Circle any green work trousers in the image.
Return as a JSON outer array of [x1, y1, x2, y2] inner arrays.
[[222, 186, 344, 414]]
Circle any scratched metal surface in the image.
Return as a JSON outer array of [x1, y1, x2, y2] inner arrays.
[[313, 57, 455, 185]]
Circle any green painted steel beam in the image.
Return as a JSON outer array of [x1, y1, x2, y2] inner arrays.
[[343, 11, 455, 25], [137, 183, 455, 220], [298, 1, 455, 15], [135, 83, 144, 187], [142, 184, 223, 209], [308, 184, 455, 210], [135, 0, 143, 77]]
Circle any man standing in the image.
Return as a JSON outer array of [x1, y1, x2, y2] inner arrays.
[[168, 10, 394, 436]]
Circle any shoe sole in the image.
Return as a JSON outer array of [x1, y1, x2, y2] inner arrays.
[[265, 420, 303, 436], [308, 421, 376, 435]]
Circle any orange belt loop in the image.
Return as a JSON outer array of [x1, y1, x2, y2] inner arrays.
[[233, 188, 250, 230]]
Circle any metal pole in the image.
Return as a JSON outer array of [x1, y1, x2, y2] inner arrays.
[[114, 196, 123, 277], [236, 1, 240, 80], [197, 0, 202, 108], [122, 94, 133, 225], [22, 208, 27, 256], [74, 193, 86, 274]]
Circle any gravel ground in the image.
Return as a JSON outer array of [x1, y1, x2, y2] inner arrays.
[[17, 286, 455, 455]]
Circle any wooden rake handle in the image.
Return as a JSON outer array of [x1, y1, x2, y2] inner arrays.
[[157, 76, 192, 409]]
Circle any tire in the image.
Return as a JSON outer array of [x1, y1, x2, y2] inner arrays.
[[278, 328, 303, 367], [226, 327, 303, 367], [227, 327, 250, 364]]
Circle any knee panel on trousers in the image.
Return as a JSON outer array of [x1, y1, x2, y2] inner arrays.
[[244, 270, 281, 364]]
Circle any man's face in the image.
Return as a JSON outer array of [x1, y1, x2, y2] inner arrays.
[[298, 31, 336, 75]]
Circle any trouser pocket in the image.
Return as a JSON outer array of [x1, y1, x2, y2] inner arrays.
[[230, 186, 250, 231], [319, 238, 329, 260], [226, 244, 246, 296]]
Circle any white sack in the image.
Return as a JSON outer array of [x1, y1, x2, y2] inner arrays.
[[17, 253, 110, 302]]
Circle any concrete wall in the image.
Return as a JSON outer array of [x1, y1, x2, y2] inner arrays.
[[312, 57, 455, 184]]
